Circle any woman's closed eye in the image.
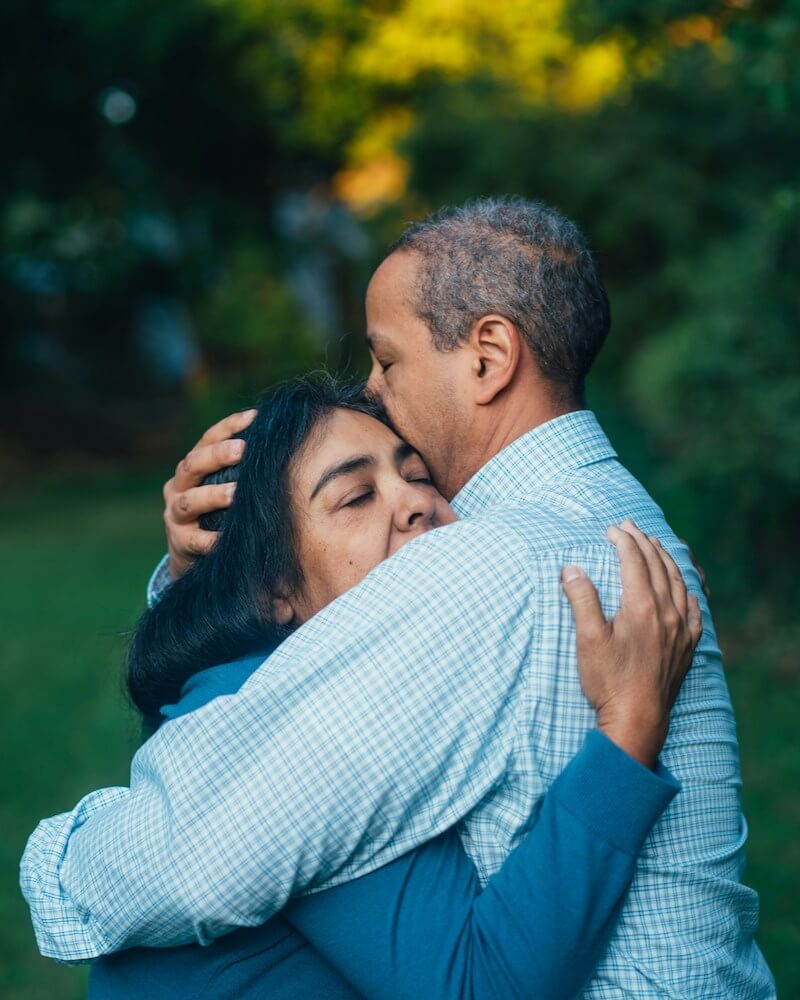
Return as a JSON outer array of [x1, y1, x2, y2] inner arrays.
[[341, 489, 374, 509]]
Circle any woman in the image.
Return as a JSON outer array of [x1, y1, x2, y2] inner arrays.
[[78, 374, 696, 999]]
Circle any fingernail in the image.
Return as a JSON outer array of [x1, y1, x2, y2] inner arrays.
[[225, 484, 236, 500], [562, 565, 584, 583], [621, 518, 635, 529], [230, 440, 245, 458], [607, 525, 621, 541]]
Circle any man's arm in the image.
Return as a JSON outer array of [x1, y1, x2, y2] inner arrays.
[[25, 518, 536, 959], [21, 519, 696, 962]]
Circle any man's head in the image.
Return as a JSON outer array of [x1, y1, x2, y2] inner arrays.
[[365, 196, 610, 499]]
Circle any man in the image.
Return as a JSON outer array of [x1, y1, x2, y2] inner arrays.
[[22, 198, 773, 996]]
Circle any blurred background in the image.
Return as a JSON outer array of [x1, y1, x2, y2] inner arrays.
[[1, 0, 798, 996]]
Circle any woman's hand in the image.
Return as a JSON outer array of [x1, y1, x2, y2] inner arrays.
[[161, 409, 257, 578], [561, 520, 703, 769]]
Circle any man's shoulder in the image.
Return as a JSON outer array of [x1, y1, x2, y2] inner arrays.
[[377, 497, 615, 587], [465, 492, 615, 558]]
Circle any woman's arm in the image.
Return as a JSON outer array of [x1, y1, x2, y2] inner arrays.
[[285, 729, 678, 1000], [87, 730, 676, 1000]]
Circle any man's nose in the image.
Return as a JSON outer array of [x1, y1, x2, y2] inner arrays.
[[365, 366, 382, 400]]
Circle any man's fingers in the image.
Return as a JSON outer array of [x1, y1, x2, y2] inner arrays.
[[167, 483, 236, 526], [561, 565, 608, 644], [607, 524, 651, 604], [653, 540, 688, 618], [620, 520, 672, 607], [688, 595, 703, 647], [197, 409, 258, 447], [182, 527, 220, 558], [173, 438, 246, 491]]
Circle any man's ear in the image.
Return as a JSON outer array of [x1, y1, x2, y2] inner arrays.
[[468, 314, 522, 405], [271, 589, 295, 626]]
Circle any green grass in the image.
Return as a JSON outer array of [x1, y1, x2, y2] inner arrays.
[[1, 473, 797, 997], [0, 472, 165, 1000]]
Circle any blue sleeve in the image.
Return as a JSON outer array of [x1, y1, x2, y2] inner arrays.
[[285, 730, 679, 1000]]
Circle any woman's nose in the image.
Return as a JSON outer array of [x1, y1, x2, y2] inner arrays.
[[394, 484, 436, 532]]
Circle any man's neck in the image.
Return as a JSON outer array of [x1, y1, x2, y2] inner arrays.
[[444, 390, 581, 501]]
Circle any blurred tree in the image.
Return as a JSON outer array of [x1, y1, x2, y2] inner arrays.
[[1, 0, 797, 620], [0, 0, 364, 454]]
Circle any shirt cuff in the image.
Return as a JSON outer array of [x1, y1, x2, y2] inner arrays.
[[20, 788, 130, 962], [146, 554, 172, 608], [551, 728, 680, 858]]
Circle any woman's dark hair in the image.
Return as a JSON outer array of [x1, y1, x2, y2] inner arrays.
[[127, 373, 383, 731]]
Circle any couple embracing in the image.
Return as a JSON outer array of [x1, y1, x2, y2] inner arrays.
[[22, 197, 774, 998]]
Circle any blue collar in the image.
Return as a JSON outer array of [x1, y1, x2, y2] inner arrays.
[[160, 647, 279, 723]]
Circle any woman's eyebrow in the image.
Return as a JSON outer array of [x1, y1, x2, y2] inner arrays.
[[394, 442, 417, 464], [310, 455, 374, 500]]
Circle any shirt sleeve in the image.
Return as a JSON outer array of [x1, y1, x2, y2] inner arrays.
[[286, 730, 680, 1000], [20, 787, 131, 961], [22, 518, 545, 959], [146, 554, 172, 607]]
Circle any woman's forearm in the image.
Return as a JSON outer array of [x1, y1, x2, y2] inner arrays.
[[287, 729, 679, 1000]]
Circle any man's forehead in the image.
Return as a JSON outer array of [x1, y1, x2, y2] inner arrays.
[[367, 251, 418, 303], [366, 254, 421, 341]]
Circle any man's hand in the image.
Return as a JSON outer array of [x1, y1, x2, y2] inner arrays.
[[162, 408, 257, 579], [561, 520, 702, 769]]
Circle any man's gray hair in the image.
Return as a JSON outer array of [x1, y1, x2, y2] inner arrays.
[[388, 196, 610, 401]]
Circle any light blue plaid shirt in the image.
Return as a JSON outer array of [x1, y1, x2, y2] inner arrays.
[[21, 411, 774, 998]]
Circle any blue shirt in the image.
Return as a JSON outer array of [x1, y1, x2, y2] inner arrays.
[[89, 651, 679, 1000], [21, 411, 775, 998]]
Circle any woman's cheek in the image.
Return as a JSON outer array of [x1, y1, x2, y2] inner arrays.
[[343, 539, 382, 589]]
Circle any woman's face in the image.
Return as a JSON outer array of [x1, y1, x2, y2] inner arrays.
[[280, 408, 457, 625]]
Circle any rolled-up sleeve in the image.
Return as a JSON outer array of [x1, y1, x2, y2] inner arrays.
[[21, 787, 130, 961]]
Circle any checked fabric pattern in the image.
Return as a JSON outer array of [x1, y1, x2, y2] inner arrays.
[[21, 411, 774, 997]]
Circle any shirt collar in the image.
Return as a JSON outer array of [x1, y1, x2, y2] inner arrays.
[[452, 410, 617, 518]]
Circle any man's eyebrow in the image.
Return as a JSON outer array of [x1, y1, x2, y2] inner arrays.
[[310, 455, 374, 500], [366, 332, 388, 353]]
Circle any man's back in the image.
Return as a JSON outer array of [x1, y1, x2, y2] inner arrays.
[[453, 412, 771, 997]]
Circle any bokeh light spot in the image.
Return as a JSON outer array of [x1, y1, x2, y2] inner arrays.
[[99, 87, 137, 125]]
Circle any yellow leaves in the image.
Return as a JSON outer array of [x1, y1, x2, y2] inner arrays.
[[213, 0, 733, 215], [550, 38, 626, 111], [333, 0, 631, 212], [334, 108, 414, 214], [351, 0, 594, 99], [353, 2, 476, 84], [334, 155, 411, 215]]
